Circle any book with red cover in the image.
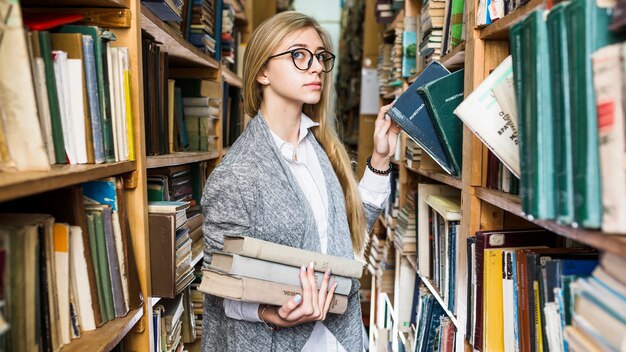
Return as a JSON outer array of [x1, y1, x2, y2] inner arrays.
[[23, 13, 84, 31]]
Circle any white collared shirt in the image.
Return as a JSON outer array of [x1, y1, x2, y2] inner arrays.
[[223, 113, 390, 351]]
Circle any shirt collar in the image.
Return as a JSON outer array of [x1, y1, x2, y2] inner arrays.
[[269, 113, 320, 163]]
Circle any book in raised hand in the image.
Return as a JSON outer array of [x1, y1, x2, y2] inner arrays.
[[222, 235, 363, 279], [210, 252, 353, 295], [198, 268, 348, 314], [388, 61, 455, 175], [453, 56, 521, 178]]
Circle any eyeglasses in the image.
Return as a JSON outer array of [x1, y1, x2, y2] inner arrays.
[[267, 48, 336, 73]]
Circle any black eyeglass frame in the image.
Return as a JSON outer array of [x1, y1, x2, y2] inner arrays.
[[266, 48, 336, 73]]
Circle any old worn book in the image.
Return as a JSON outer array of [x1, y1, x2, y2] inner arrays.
[[210, 252, 353, 295], [199, 268, 348, 314], [223, 235, 363, 279], [591, 44, 626, 234]]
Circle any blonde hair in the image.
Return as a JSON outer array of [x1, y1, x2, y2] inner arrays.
[[243, 11, 368, 256]]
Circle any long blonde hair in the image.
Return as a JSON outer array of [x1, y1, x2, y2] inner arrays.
[[242, 11, 368, 256]]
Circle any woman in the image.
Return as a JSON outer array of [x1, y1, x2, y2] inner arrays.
[[201, 11, 400, 352]]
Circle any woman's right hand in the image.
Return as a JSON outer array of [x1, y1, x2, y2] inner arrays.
[[259, 262, 338, 328]]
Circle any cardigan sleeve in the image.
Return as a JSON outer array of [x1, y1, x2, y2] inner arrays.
[[201, 165, 254, 264], [201, 164, 263, 322], [358, 168, 391, 234]]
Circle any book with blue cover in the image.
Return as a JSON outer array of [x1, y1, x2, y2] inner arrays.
[[388, 61, 453, 175]]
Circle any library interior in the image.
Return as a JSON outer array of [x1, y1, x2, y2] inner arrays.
[[0, 0, 625, 350]]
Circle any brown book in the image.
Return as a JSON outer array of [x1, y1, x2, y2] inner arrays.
[[49, 33, 95, 164], [115, 178, 144, 310], [199, 268, 348, 314], [149, 213, 177, 298]]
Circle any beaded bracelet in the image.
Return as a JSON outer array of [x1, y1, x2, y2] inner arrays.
[[260, 304, 280, 332], [367, 156, 393, 175]]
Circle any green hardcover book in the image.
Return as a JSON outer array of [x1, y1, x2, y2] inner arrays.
[[511, 10, 556, 220], [418, 69, 465, 177], [59, 25, 117, 162], [86, 212, 108, 324], [450, 0, 465, 47], [565, 0, 624, 228], [38, 31, 66, 164], [528, 9, 556, 220], [88, 208, 115, 322], [547, 2, 575, 225], [510, 21, 530, 215]]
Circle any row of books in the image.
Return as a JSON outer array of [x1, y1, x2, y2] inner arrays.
[[199, 236, 365, 314], [454, 0, 626, 233], [3, 17, 135, 171], [463, 229, 620, 352], [142, 35, 221, 156], [419, 0, 445, 65], [0, 178, 142, 351], [409, 284, 454, 352]]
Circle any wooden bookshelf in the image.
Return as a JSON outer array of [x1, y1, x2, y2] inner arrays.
[[404, 255, 459, 329], [474, 187, 626, 256], [405, 166, 463, 189], [60, 307, 143, 352], [479, 0, 545, 40], [0, 162, 136, 203], [140, 5, 220, 68], [146, 151, 220, 169], [222, 67, 243, 88]]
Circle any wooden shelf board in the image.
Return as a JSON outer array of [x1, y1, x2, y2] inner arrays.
[[21, 0, 128, 7], [403, 255, 459, 328], [441, 42, 465, 69], [0, 161, 136, 203], [140, 5, 219, 68], [474, 187, 626, 256], [60, 306, 143, 352], [146, 151, 219, 169], [406, 166, 462, 190], [222, 67, 243, 88], [479, 0, 545, 40]]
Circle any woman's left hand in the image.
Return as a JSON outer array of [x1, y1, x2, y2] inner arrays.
[[371, 103, 401, 170]]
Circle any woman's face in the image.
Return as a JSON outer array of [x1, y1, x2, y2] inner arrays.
[[259, 27, 328, 106]]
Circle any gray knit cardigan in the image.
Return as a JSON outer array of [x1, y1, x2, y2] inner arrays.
[[200, 113, 383, 351]]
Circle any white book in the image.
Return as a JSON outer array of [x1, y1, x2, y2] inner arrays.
[[591, 44, 626, 234], [67, 59, 88, 164], [0, 6, 49, 171], [107, 45, 120, 162], [502, 250, 517, 352], [69, 226, 96, 331], [454, 56, 521, 178], [33, 57, 55, 163], [53, 51, 77, 164], [116, 47, 129, 161], [54, 223, 71, 345], [210, 252, 353, 295], [112, 211, 129, 314]]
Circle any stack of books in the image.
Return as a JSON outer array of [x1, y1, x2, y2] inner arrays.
[[419, 0, 446, 64], [183, 96, 220, 152], [149, 201, 195, 297], [148, 165, 194, 204], [190, 268, 204, 339], [154, 294, 185, 352], [394, 190, 417, 254], [391, 19, 404, 84], [188, 0, 217, 55], [405, 137, 423, 169], [378, 43, 394, 96], [376, 0, 396, 23], [199, 236, 365, 314], [221, 3, 236, 66]]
